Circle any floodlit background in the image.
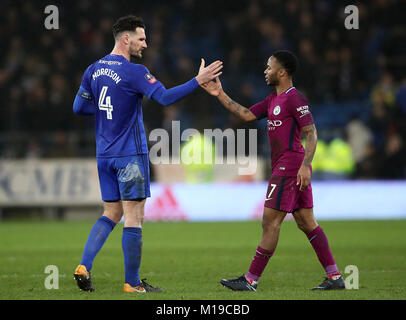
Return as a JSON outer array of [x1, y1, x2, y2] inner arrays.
[[0, 0, 405, 221]]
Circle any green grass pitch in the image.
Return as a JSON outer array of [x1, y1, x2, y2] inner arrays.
[[0, 219, 405, 300]]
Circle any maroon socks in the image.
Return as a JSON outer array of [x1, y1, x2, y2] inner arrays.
[[245, 226, 340, 284], [307, 226, 340, 278], [245, 246, 274, 283]]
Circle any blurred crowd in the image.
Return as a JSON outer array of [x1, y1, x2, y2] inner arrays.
[[0, 0, 405, 179]]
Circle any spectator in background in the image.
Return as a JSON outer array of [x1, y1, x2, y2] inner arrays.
[[395, 77, 406, 114], [180, 131, 215, 183], [25, 139, 41, 159], [295, 38, 317, 100], [0, 0, 405, 179], [368, 91, 390, 150], [338, 46, 355, 101], [318, 47, 339, 102], [381, 130, 406, 179], [370, 72, 397, 110], [346, 116, 373, 176], [311, 136, 354, 180], [355, 143, 383, 179]]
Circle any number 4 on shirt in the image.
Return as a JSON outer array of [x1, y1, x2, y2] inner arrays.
[[98, 86, 114, 120]]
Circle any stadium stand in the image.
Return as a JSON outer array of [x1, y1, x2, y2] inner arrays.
[[0, 0, 405, 179]]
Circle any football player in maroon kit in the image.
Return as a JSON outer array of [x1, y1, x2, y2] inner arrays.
[[201, 50, 345, 291]]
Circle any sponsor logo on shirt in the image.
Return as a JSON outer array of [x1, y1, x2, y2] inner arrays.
[[267, 119, 282, 130], [297, 105, 310, 116], [145, 73, 157, 84], [98, 59, 122, 66], [78, 90, 93, 100]]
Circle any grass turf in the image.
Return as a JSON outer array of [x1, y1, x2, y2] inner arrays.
[[0, 219, 405, 300]]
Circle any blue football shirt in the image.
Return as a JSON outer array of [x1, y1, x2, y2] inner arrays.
[[79, 54, 164, 157]]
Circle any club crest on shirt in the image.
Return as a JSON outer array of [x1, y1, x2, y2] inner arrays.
[[145, 73, 157, 84], [273, 105, 281, 115]]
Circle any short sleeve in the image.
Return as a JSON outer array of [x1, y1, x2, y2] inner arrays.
[[127, 64, 164, 98], [288, 93, 314, 128], [249, 97, 268, 120]]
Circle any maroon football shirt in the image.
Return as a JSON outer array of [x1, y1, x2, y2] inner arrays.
[[250, 87, 314, 176]]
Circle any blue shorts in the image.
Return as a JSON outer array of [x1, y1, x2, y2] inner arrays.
[[97, 154, 151, 201]]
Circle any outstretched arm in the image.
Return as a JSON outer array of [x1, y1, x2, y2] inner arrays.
[[151, 79, 199, 106], [217, 90, 257, 122], [201, 77, 257, 122], [151, 59, 223, 107]]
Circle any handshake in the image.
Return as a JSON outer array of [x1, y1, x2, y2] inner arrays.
[[195, 58, 224, 97]]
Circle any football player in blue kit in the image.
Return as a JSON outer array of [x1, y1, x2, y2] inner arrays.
[[72, 15, 222, 293]]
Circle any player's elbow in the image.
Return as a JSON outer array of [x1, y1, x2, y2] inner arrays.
[[244, 116, 255, 123], [152, 89, 171, 107], [160, 99, 172, 107], [158, 94, 177, 107], [73, 106, 82, 115], [303, 124, 317, 139], [73, 103, 86, 115], [73, 96, 95, 115], [309, 126, 318, 141], [242, 111, 257, 122]]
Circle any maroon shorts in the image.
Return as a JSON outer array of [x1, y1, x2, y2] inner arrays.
[[264, 175, 313, 213]]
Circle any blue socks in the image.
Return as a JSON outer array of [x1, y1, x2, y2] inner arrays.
[[122, 227, 143, 287], [80, 218, 143, 287], [80, 216, 116, 271]]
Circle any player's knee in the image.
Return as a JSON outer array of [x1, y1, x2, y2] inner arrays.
[[103, 211, 123, 224], [123, 215, 143, 228], [296, 221, 307, 233], [262, 219, 281, 234], [296, 220, 316, 234]]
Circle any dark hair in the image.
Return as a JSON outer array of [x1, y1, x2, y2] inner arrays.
[[112, 15, 146, 39], [272, 50, 298, 76]]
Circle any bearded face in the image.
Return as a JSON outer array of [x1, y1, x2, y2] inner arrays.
[[128, 27, 147, 59]]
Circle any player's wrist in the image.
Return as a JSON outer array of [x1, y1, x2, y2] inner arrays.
[[195, 75, 209, 86], [194, 76, 202, 85], [190, 77, 200, 89], [217, 88, 225, 98]]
